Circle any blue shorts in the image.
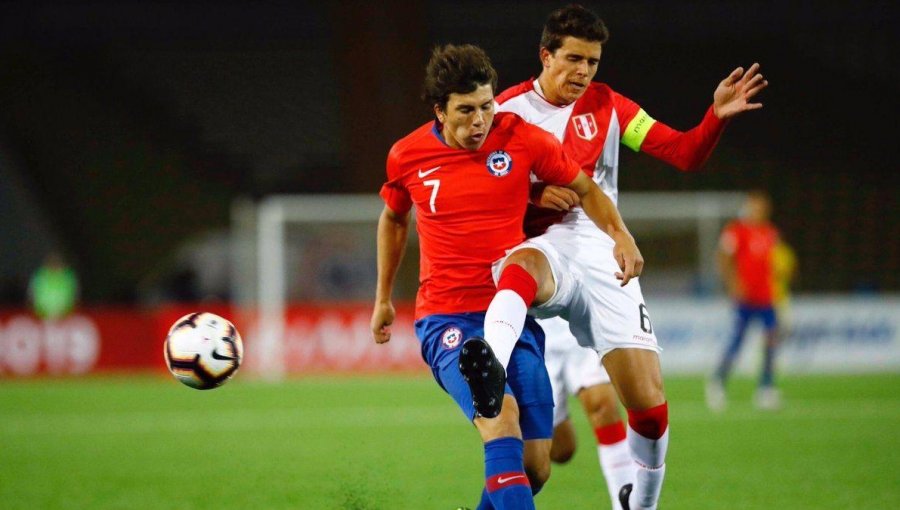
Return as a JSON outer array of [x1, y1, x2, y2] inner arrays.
[[415, 312, 554, 440], [737, 303, 778, 331]]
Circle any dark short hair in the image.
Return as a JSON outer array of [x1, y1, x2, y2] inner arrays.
[[540, 4, 609, 54], [422, 44, 498, 111]]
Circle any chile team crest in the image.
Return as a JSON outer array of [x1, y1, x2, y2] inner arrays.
[[441, 327, 463, 349], [572, 113, 598, 141], [486, 150, 513, 177]]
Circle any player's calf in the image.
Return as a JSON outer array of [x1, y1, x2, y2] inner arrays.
[[523, 437, 552, 494], [549, 420, 577, 464]]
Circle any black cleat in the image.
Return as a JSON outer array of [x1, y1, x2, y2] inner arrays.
[[458, 336, 506, 419], [618, 483, 632, 510]]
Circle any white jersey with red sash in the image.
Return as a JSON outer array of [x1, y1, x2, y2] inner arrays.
[[497, 78, 725, 237]]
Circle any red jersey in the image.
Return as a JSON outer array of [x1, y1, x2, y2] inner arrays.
[[380, 112, 580, 319], [719, 220, 780, 306], [496, 79, 727, 237]]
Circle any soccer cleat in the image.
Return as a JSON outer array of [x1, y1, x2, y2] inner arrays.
[[705, 379, 726, 412], [458, 336, 506, 419], [754, 386, 782, 411], [618, 483, 632, 510]]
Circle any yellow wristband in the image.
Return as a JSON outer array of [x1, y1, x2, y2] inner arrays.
[[622, 109, 657, 152]]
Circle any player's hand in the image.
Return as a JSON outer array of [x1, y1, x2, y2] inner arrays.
[[371, 301, 396, 344], [713, 63, 768, 119], [611, 230, 644, 287], [538, 185, 580, 211]]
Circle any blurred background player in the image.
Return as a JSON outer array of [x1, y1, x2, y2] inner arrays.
[[708, 190, 786, 411], [28, 251, 79, 321], [371, 44, 641, 510], [495, 5, 768, 509]]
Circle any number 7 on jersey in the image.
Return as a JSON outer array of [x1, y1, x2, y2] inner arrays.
[[424, 179, 440, 213]]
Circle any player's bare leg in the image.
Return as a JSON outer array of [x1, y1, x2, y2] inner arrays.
[[549, 419, 577, 463], [473, 394, 537, 509], [578, 383, 635, 510], [474, 394, 523, 440], [603, 348, 667, 510], [523, 438, 552, 492]]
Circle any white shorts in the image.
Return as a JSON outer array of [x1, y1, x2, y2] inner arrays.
[[541, 316, 611, 428], [494, 223, 660, 356]]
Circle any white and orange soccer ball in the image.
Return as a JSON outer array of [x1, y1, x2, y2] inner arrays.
[[164, 312, 243, 390]]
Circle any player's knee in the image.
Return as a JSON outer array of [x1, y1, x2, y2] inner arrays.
[[502, 250, 551, 293], [627, 389, 665, 413], [503, 248, 542, 273], [582, 385, 622, 428], [616, 370, 665, 419], [588, 405, 623, 429]]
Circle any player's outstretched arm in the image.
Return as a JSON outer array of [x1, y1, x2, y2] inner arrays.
[[565, 173, 644, 287], [713, 62, 768, 119], [371, 206, 410, 344], [632, 63, 766, 171]]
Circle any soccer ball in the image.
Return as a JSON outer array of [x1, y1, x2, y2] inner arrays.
[[164, 312, 243, 390]]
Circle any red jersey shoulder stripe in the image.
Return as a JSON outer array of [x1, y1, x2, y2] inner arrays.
[[496, 79, 535, 105]]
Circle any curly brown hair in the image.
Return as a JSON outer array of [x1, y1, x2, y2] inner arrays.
[[540, 4, 609, 54], [422, 44, 498, 111]]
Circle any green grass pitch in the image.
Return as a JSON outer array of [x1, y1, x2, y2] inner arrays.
[[1, 373, 898, 509]]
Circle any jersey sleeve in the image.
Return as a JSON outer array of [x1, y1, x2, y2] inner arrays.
[[641, 106, 727, 171], [612, 91, 655, 152], [379, 146, 412, 215], [524, 122, 581, 186], [495, 80, 532, 106], [613, 91, 727, 172]]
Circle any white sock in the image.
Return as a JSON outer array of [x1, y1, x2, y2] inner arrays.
[[483, 289, 527, 369], [627, 426, 669, 510], [598, 439, 636, 510]]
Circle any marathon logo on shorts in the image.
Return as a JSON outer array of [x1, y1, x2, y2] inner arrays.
[[441, 326, 463, 349], [632, 334, 656, 344], [486, 150, 512, 177], [572, 113, 598, 141]]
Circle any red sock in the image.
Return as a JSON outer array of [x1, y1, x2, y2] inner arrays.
[[594, 420, 627, 445], [627, 402, 668, 439], [497, 264, 537, 305]]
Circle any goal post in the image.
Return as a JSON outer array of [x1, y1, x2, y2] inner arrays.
[[232, 192, 746, 377]]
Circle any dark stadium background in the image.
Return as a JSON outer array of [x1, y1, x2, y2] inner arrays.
[[1, 3, 898, 510], [0, 1, 895, 304]]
